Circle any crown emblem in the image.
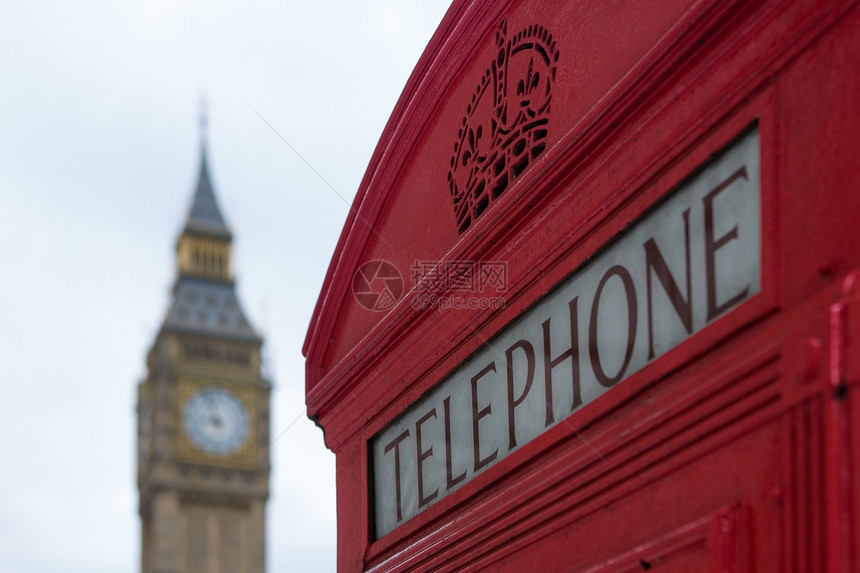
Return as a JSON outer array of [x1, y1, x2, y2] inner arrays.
[[447, 21, 560, 233]]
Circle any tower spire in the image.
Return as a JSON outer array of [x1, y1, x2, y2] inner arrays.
[[181, 98, 231, 240], [175, 104, 233, 283], [199, 92, 208, 156]]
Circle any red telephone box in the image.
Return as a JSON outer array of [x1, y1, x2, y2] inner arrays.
[[304, 1, 860, 571]]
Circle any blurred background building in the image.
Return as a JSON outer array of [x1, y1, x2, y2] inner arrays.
[[137, 123, 270, 573], [0, 3, 451, 572]]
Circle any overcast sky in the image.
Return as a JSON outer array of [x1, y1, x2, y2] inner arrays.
[[0, 1, 451, 571]]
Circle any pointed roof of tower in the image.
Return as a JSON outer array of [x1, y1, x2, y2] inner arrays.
[[182, 148, 232, 239], [182, 101, 231, 239]]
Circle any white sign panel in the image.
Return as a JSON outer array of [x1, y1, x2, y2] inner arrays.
[[372, 129, 761, 538]]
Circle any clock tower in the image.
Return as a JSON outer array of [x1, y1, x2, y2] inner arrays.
[[137, 128, 270, 573]]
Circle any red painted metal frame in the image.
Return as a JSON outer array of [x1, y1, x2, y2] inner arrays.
[[304, 0, 860, 571]]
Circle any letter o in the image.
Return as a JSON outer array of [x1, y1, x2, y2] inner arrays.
[[589, 265, 638, 387]]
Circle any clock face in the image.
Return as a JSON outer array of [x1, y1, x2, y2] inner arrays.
[[183, 388, 250, 456]]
